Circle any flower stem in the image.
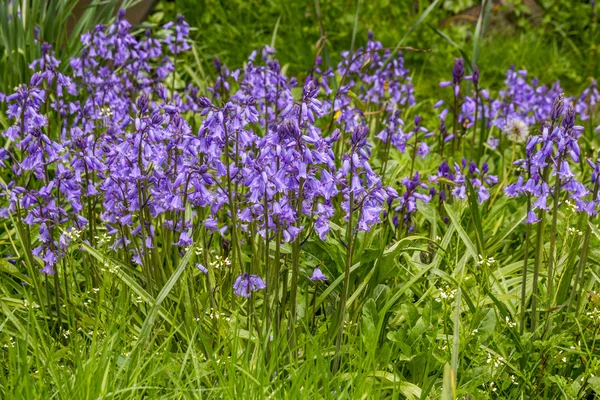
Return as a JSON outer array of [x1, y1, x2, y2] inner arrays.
[[546, 154, 565, 312], [471, 89, 479, 161], [520, 195, 532, 335], [311, 281, 318, 334], [531, 166, 550, 332], [223, 122, 243, 298], [288, 179, 305, 348], [263, 194, 272, 345], [333, 180, 355, 373]]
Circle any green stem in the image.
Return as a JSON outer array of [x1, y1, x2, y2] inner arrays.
[[520, 196, 532, 335], [453, 91, 458, 155], [288, 179, 305, 348], [333, 175, 355, 373], [311, 281, 318, 334], [263, 194, 271, 343], [531, 166, 550, 333], [546, 154, 565, 312], [471, 89, 479, 161], [223, 122, 243, 296], [273, 230, 282, 335]]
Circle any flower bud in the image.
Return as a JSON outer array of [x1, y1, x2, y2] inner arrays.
[[137, 93, 149, 114], [551, 93, 564, 122], [452, 58, 464, 84], [562, 104, 575, 130]]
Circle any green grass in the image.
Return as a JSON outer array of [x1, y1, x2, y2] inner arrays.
[[2, 195, 600, 398], [156, 0, 600, 94]]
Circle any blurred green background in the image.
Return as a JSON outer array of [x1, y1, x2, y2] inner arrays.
[[149, 0, 599, 94], [1, 0, 598, 95]]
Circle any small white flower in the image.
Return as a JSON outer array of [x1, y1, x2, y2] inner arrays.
[[477, 254, 495, 267], [565, 199, 578, 213], [505, 316, 516, 328], [100, 106, 113, 118]]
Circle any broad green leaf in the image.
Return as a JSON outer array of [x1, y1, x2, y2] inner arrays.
[[361, 298, 379, 354]]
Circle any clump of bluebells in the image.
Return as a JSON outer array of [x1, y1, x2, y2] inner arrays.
[[505, 99, 588, 220], [0, 18, 415, 308]]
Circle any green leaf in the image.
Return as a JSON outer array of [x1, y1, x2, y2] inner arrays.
[[347, 90, 366, 111], [361, 298, 379, 353], [429, 25, 474, 71], [471, 308, 496, 340], [466, 179, 485, 256], [445, 203, 478, 260], [441, 363, 454, 400], [366, 371, 423, 399], [472, 0, 493, 68]]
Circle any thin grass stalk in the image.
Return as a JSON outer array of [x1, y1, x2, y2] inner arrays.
[[281, 254, 289, 338], [13, 205, 48, 318], [380, 136, 393, 180], [451, 276, 462, 385], [569, 181, 599, 313]]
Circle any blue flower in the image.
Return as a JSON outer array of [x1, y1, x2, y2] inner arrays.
[[233, 273, 266, 297], [309, 267, 328, 281]]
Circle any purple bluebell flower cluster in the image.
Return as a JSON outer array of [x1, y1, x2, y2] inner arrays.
[[1, 12, 599, 317], [429, 159, 498, 205], [0, 15, 402, 288], [504, 95, 593, 221]]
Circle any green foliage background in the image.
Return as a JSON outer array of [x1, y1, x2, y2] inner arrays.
[[152, 0, 599, 93]]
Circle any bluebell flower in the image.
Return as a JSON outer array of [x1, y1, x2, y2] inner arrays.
[[309, 267, 328, 281], [233, 273, 266, 297]]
